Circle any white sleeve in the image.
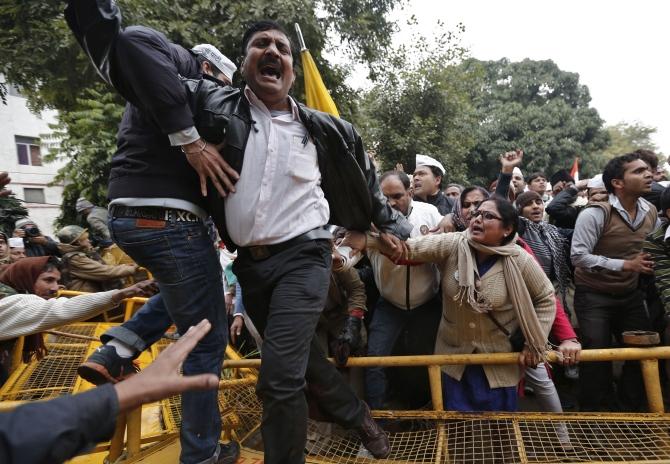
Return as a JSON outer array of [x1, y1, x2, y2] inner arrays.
[[0, 291, 117, 340]]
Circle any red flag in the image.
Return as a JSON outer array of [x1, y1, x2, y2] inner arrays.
[[570, 158, 580, 183]]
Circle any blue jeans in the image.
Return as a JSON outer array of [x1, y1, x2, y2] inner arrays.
[[365, 296, 441, 410], [107, 216, 227, 464]]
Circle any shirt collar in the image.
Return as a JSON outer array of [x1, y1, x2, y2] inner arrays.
[[244, 86, 300, 120], [609, 193, 650, 215]]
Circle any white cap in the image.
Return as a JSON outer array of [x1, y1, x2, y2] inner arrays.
[[8, 237, 24, 249], [512, 167, 523, 178], [415, 154, 445, 176], [587, 174, 605, 189], [192, 44, 237, 82]]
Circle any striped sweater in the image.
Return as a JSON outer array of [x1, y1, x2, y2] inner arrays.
[[643, 223, 670, 314]]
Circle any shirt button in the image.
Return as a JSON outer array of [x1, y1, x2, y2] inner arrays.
[[468, 322, 476, 329]]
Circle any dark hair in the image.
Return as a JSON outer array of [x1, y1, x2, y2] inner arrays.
[[194, 54, 224, 77], [602, 152, 642, 194], [634, 148, 659, 171], [481, 196, 518, 245], [660, 187, 670, 213], [43, 256, 61, 274], [428, 166, 443, 188], [380, 170, 411, 190], [526, 172, 547, 183], [241, 20, 292, 56], [460, 186, 489, 204], [515, 190, 542, 211], [550, 169, 574, 186]]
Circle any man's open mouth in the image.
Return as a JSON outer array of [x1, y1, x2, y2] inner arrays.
[[260, 64, 281, 80]]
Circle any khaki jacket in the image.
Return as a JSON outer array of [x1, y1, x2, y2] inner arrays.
[[377, 232, 556, 388], [58, 244, 136, 293]]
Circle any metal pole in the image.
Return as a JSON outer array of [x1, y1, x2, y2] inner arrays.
[[294, 23, 307, 51], [126, 407, 143, 456]]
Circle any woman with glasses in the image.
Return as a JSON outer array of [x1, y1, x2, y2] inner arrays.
[[353, 196, 556, 411]]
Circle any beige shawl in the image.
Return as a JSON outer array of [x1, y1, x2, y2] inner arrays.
[[454, 231, 548, 359]]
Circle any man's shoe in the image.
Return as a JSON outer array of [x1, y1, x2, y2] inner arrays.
[[77, 345, 139, 385], [217, 441, 241, 464], [357, 403, 390, 459]]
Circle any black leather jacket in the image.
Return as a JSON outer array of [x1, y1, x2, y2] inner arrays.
[[65, 0, 411, 249], [185, 78, 411, 249]]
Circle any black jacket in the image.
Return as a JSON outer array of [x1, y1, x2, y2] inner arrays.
[[66, 1, 207, 207], [184, 79, 412, 248], [0, 384, 118, 464], [65, 0, 411, 247], [545, 186, 582, 229]]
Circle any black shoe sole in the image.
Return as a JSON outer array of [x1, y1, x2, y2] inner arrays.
[[78, 362, 121, 385]]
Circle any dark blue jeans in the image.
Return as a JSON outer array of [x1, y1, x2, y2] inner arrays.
[[365, 296, 441, 410], [107, 216, 226, 464]]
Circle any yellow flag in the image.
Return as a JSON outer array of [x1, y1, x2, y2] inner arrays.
[[300, 48, 339, 117]]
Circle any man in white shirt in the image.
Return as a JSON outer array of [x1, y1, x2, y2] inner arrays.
[[188, 21, 411, 464], [364, 171, 444, 410]]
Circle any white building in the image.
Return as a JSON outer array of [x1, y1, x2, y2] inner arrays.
[[0, 79, 64, 237]]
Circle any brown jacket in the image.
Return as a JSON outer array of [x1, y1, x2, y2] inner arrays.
[[373, 232, 556, 388], [58, 244, 136, 293]]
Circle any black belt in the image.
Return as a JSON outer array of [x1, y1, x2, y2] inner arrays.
[[109, 205, 201, 223], [239, 227, 333, 261]]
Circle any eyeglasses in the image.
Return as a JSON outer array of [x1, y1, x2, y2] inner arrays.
[[471, 210, 503, 221], [462, 200, 482, 209]]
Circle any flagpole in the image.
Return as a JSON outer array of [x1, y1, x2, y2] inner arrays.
[[294, 23, 307, 52]]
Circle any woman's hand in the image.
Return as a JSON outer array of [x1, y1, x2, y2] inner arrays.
[[518, 345, 542, 368], [557, 339, 581, 366]]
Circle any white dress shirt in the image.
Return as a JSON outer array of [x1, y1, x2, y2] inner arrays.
[[225, 88, 330, 246]]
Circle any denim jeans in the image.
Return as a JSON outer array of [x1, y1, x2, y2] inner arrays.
[[108, 216, 227, 464], [365, 296, 441, 410]]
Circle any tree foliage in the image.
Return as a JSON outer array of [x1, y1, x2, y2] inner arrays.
[[359, 22, 478, 182], [600, 122, 662, 161], [460, 58, 610, 184]]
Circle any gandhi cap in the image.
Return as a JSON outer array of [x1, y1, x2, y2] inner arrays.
[[192, 44, 237, 81]]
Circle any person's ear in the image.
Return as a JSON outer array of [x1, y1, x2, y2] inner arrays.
[[611, 178, 624, 191]]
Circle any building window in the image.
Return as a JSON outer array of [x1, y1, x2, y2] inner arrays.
[[23, 188, 45, 204], [15, 136, 42, 166]]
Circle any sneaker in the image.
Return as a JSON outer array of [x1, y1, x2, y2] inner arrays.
[[217, 441, 241, 464], [77, 345, 139, 385]]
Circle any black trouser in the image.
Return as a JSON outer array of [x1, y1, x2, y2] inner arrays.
[[233, 239, 364, 464], [574, 286, 651, 412]]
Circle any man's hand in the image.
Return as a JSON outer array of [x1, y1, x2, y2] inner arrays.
[[112, 280, 159, 304], [224, 293, 234, 314], [333, 315, 363, 366], [557, 339, 581, 366], [230, 315, 244, 344], [499, 149, 524, 174], [182, 139, 239, 197], [0, 171, 12, 197], [114, 319, 219, 413], [623, 252, 654, 274], [431, 214, 455, 233], [395, 163, 404, 173], [341, 230, 367, 257], [13, 229, 26, 238], [379, 232, 408, 262], [29, 236, 48, 245]]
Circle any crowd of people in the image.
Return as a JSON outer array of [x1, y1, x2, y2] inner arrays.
[[2, 1, 670, 463]]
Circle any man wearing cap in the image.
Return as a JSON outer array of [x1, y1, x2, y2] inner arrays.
[[76, 198, 112, 247], [12, 218, 60, 258], [412, 154, 454, 215], [65, 1, 240, 462], [56, 225, 138, 293], [7, 238, 25, 263]]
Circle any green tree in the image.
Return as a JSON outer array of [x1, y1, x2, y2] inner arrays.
[[359, 22, 478, 183], [0, 0, 403, 225], [600, 122, 661, 160], [460, 58, 610, 184]]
